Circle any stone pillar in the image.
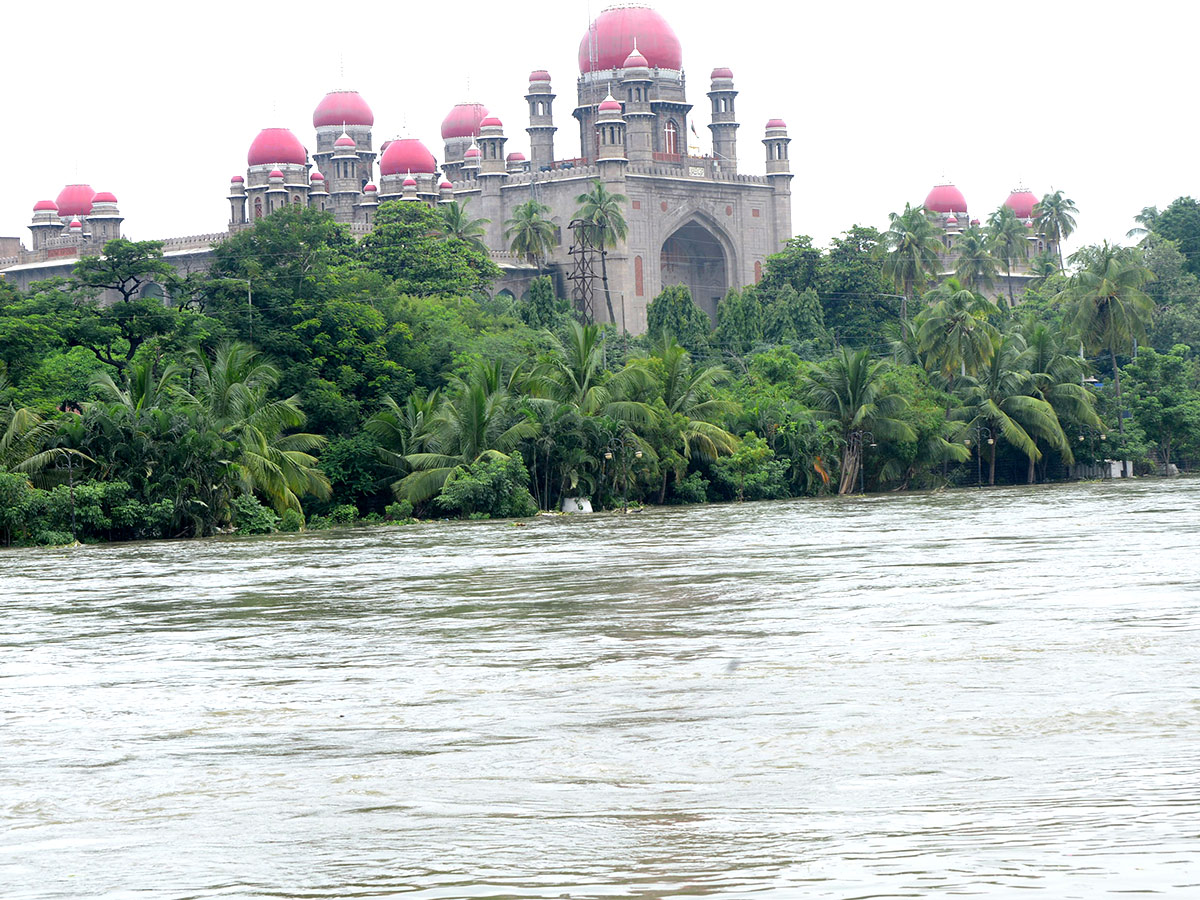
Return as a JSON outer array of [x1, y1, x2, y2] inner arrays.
[[525, 70, 557, 171], [478, 119, 508, 251], [763, 119, 793, 248]]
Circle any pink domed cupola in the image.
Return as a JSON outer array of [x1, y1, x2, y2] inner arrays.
[[506, 151, 526, 161], [1005, 188, 1038, 220], [946, 216, 958, 227], [334, 133, 357, 149], [379, 137, 437, 176], [441, 102, 489, 140], [247, 127, 307, 167], [711, 66, 734, 80], [56, 184, 95, 218], [765, 118, 787, 130], [310, 172, 325, 181], [69, 219, 82, 230], [364, 183, 378, 192], [623, 39, 650, 69], [268, 169, 284, 180], [313, 90, 374, 128], [924, 182, 968, 215], [33, 199, 59, 212], [579, 5, 683, 72], [598, 94, 623, 112], [440, 179, 454, 190], [480, 116, 503, 128], [464, 145, 482, 159], [230, 175, 244, 184], [529, 69, 551, 82]]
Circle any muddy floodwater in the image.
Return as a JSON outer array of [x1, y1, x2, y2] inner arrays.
[[2, 478, 1198, 898]]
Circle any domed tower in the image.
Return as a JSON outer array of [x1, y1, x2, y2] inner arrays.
[[29, 200, 62, 250], [313, 90, 375, 189], [596, 94, 627, 164], [477, 117, 508, 250], [360, 183, 379, 227], [707, 67, 738, 176], [441, 102, 489, 182], [378, 137, 438, 203], [576, 5, 688, 164], [620, 43, 655, 164], [244, 127, 309, 220], [55, 184, 95, 223], [86, 191, 123, 245], [925, 182, 968, 223], [328, 132, 362, 221], [525, 70, 557, 171], [308, 172, 329, 213], [228, 176, 247, 228], [461, 142, 481, 181], [763, 119, 793, 249]]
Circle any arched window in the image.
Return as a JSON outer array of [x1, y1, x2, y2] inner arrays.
[[664, 120, 679, 155], [255, 197, 263, 218]]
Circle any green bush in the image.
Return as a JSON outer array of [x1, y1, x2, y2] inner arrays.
[[278, 508, 304, 532], [385, 499, 414, 521], [329, 504, 358, 525], [35, 530, 75, 546], [436, 454, 538, 519], [670, 471, 709, 505], [230, 495, 279, 534]]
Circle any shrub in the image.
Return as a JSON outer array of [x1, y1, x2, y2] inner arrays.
[[278, 508, 304, 532], [329, 504, 358, 525], [670, 471, 709, 505], [436, 454, 538, 519], [230, 495, 279, 534], [385, 499, 414, 521]]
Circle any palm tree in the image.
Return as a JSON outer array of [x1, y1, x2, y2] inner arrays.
[[1126, 205, 1159, 247], [988, 204, 1031, 306], [916, 282, 999, 385], [364, 391, 440, 498], [437, 199, 489, 255], [575, 181, 628, 325], [397, 361, 539, 504], [532, 320, 652, 424], [953, 333, 1072, 485], [182, 342, 330, 514], [1060, 242, 1155, 473], [881, 203, 943, 320], [504, 199, 557, 275], [952, 225, 1000, 294], [1027, 251, 1060, 290], [1033, 190, 1078, 271], [802, 347, 915, 494]]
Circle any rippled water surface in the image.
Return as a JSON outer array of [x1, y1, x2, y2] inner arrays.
[[3, 478, 1199, 898]]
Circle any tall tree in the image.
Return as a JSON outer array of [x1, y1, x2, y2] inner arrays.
[[988, 204, 1031, 306], [881, 204, 943, 320], [1126, 205, 1160, 246], [645, 284, 711, 354], [437, 198, 490, 255], [574, 181, 628, 325], [916, 282, 999, 384], [504, 199, 557, 275], [1033, 190, 1078, 271], [1154, 197, 1200, 277], [952, 225, 1000, 294]]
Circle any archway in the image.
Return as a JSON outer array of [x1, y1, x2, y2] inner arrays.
[[659, 219, 729, 322]]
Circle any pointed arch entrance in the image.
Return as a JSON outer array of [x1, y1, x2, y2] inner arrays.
[[659, 218, 730, 322]]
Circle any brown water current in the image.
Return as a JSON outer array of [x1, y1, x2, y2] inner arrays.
[[2, 478, 1199, 898]]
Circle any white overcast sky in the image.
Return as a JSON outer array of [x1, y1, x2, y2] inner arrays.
[[2, 0, 1195, 256]]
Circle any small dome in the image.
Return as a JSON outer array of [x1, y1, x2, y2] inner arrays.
[[230, 175, 244, 183], [971, 218, 980, 226], [925, 183, 968, 215], [380, 137, 437, 175], [248, 127, 307, 167], [33, 200, 58, 211], [364, 184, 378, 192], [1005, 188, 1038, 220], [464, 146, 481, 159], [403, 175, 417, 187], [334, 133, 357, 148], [598, 94, 623, 112], [623, 43, 650, 68], [479, 116, 503, 129], [579, 5, 683, 72], [946, 216, 958, 226], [440, 180, 454, 189], [765, 118, 787, 129], [313, 89, 374, 128], [92, 191, 118, 204], [711, 66, 734, 80], [56, 184, 95, 217], [441, 102, 489, 140], [69, 219, 82, 228], [506, 151, 526, 161], [268, 169, 284, 179], [310, 172, 325, 181], [529, 69, 551, 82]]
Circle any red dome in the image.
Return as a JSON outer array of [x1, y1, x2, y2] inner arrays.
[[765, 118, 787, 129], [579, 6, 682, 72], [598, 95, 623, 112], [33, 200, 58, 211], [480, 116, 503, 128], [402, 175, 418, 187], [310, 172, 324, 181], [529, 69, 551, 82], [334, 134, 357, 148], [971, 218, 980, 226], [711, 67, 733, 80], [623, 46, 649, 68], [92, 191, 118, 203], [230, 175, 244, 183], [69, 219, 82, 228], [56, 184, 94, 217], [268, 169, 284, 179], [925, 183, 968, 214], [248, 128, 307, 167], [440, 180, 453, 189], [380, 138, 437, 176], [441, 102, 489, 140], [1005, 189, 1038, 219], [313, 90, 374, 128], [364, 184, 377, 192], [946, 216, 958, 226], [506, 152, 526, 161], [464, 146, 481, 158]]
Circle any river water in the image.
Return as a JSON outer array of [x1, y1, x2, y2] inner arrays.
[[2, 478, 1198, 898]]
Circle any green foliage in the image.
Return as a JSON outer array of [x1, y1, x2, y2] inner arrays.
[[230, 494, 280, 534], [670, 471, 709, 504], [330, 504, 359, 524], [1155, 197, 1200, 277], [436, 454, 538, 519], [646, 284, 711, 353], [708, 433, 788, 502], [1121, 345, 1200, 470], [520, 276, 571, 330], [385, 499, 415, 521], [279, 508, 305, 532]]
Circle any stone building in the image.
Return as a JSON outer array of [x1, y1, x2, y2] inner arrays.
[[3, 4, 793, 333]]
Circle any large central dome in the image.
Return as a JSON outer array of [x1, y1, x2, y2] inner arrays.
[[578, 5, 682, 72]]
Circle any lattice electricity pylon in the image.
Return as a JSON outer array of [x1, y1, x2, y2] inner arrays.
[[567, 218, 600, 323]]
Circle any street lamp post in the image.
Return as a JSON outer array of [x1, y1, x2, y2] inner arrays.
[[1076, 426, 1109, 477], [962, 424, 994, 486], [604, 433, 643, 513], [848, 429, 876, 494]]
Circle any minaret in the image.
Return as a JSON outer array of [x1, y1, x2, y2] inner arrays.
[[477, 117, 508, 250], [308, 172, 329, 213], [525, 70, 557, 171], [360, 184, 379, 226], [763, 119, 793, 247], [86, 192, 123, 246], [266, 169, 288, 214], [401, 174, 420, 202], [462, 143, 481, 181], [329, 132, 360, 222], [621, 43, 655, 164], [29, 200, 62, 250], [438, 179, 455, 204], [596, 93, 628, 178], [227, 176, 247, 228], [707, 68, 739, 176]]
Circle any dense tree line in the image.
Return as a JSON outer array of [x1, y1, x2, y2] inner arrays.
[[2, 188, 1198, 546]]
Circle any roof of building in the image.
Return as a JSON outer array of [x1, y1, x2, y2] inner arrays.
[[313, 90, 374, 128], [247, 128, 307, 167], [925, 183, 968, 214], [380, 138, 437, 175], [56, 184, 95, 218], [578, 5, 682, 72], [441, 102, 489, 140], [1005, 188, 1038, 219]]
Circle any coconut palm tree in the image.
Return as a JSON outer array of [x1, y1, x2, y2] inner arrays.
[[436, 199, 490, 255], [364, 391, 440, 497], [952, 225, 1000, 294], [953, 333, 1072, 486], [916, 282, 999, 386], [181, 342, 330, 514], [987, 204, 1031, 306], [575, 181, 628, 325], [802, 347, 915, 494], [1060, 242, 1155, 473], [1033, 190, 1078, 270], [1126, 205, 1160, 247], [1027, 251, 1060, 290], [504, 199, 557, 275], [881, 203, 943, 320], [531, 319, 653, 423]]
